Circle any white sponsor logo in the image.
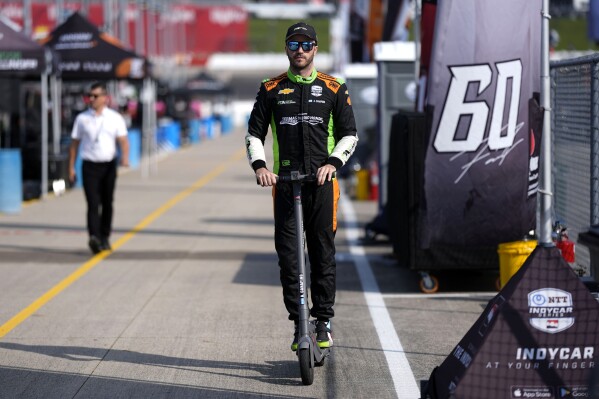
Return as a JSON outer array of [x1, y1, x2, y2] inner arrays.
[[0, 59, 38, 71], [58, 32, 93, 42], [160, 8, 195, 23], [0, 4, 22, 19], [59, 61, 81, 71], [280, 113, 323, 126], [311, 85, 322, 97], [516, 346, 594, 361], [210, 7, 247, 26], [528, 288, 574, 333], [83, 62, 112, 72]]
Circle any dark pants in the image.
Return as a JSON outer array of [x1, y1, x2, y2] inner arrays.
[[82, 159, 117, 240], [274, 179, 340, 321]]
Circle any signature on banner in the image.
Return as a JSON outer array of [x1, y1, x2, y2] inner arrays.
[[449, 121, 525, 184]]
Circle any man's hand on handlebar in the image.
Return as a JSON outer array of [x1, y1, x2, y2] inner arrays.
[[316, 164, 336, 186], [255, 167, 278, 187], [256, 166, 335, 186]]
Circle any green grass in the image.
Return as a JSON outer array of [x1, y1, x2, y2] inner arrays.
[[551, 17, 599, 51], [247, 16, 596, 53], [248, 18, 330, 53]]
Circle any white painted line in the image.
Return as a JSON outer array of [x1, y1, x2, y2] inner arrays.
[[383, 292, 497, 299], [339, 195, 420, 399]]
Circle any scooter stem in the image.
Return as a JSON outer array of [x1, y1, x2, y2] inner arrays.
[[292, 177, 310, 338]]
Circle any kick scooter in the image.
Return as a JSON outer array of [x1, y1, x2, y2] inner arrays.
[[277, 171, 331, 385]]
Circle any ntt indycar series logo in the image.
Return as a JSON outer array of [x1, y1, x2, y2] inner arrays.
[[528, 288, 574, 333]]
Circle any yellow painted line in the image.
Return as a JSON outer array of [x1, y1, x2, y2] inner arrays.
[[0, 148, 246, 339]]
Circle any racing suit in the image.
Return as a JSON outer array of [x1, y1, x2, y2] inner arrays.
[[245, 68, 358, 321]]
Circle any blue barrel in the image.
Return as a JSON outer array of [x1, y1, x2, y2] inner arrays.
[[156, 125, 167, 146], [201, 117, 215, 139], [0, 149, 23, 214], [167, 122, 181, 149], [189, 119, 201, 144], [128, 129, 141, 169], [73, 154, 83, 188], [220, 115, 233, 134]]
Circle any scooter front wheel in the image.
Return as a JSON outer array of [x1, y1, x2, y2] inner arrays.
[[299, 348, 314, 385]]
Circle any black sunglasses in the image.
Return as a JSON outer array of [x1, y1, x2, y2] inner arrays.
[[287, 41, 315, 52], [87, 92, 105, 99]]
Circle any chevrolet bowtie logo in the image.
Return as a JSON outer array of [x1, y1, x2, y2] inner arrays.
[[278, 88, 294, 95]]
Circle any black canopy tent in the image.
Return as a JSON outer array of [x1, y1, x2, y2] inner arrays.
[[0, 18, 55, 198], [169, 72, 232, 129], [41, 11, 156, 178], [171, 72, 232, 97], [0, 20, 47, 76], [40, 11, 149, 80]]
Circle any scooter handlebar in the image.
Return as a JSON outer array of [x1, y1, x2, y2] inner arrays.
[[276, 172, 317, 183], [256, 171, 318, 185], [256, 171, 334, 185]]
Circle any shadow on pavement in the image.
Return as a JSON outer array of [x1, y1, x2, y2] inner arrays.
[[0, 343, 305, 392], [0, 248, 280, 266], [0, 222, 272, 241]]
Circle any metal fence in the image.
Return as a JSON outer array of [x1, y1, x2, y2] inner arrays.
[[550, 53, 599, 278]]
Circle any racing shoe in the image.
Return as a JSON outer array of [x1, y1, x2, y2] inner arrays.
[[315, 320, 333, 349], [291, 322, 299, 351]]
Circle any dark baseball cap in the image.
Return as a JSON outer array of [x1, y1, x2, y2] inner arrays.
[[285, 22, 318, 43]]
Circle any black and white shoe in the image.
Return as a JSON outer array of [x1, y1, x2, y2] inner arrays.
[[88, 236, 102, 254], [315, 320, 333, 349]]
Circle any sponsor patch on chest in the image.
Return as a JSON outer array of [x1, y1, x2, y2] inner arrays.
[[311, 85, 323, 97]]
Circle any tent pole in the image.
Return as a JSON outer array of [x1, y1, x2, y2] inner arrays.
[[539, 0, 553, 246], [41, 72, 49, 199], [148, 78, 157, 175], [118, 0, 129, 45], [56, 0, 65, 25], [141, 77, 152, 179], [136, 0, 146, 56], [57, 78, 62, 151], [413, 0, 421, 100], [151, 78, 157, 175], [23, 0, 32, 36], [51, 75, 60, 156]]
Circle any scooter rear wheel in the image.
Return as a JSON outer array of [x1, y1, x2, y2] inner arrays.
[[299, 348, 314, 385]]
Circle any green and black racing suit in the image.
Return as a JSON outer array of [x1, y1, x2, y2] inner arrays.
[[245, 68, 358, 321]]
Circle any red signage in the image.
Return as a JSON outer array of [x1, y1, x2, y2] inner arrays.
[[0, 2, 248, 64]]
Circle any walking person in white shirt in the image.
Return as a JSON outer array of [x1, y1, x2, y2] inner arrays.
[[68, 82, 129, 254]]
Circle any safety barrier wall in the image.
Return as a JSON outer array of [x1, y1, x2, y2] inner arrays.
[[550, 54, 599, 276]]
